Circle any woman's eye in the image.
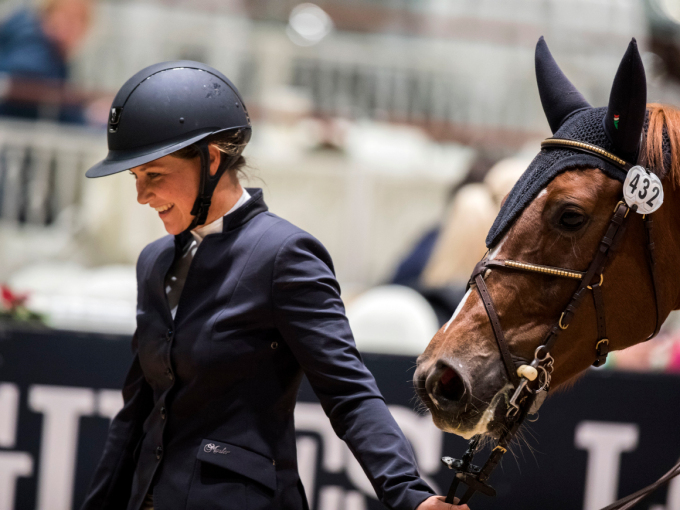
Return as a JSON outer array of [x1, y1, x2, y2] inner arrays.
[[559, 210, 586, 230]]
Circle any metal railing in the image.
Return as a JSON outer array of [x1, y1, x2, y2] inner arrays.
[[0, 119, 105, 227]]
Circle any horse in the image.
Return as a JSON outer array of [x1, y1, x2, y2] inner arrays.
[[413, 36, 680, 506]]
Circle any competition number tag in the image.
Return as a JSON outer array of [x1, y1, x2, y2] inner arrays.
[[623, 165, 664, 214]]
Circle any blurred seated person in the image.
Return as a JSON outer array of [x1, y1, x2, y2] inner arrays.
[[391, 156, 526, 324], [608, 310, 680, 372], [391, 157, 495, 289], [0, 0, 93, 123]]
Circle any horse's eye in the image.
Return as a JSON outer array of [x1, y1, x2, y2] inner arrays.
[[559, 210, 585, 230]]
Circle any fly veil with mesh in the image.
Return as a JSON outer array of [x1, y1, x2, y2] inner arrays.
[[486, 37, 651, 247]]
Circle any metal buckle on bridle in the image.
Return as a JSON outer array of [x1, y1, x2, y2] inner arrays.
[[507, 346, 553, 419]]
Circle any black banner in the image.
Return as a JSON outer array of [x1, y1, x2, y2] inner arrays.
[[0, 327, 679, 510]]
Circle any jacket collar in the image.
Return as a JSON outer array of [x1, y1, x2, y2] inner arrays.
[[174, 187, 268, 248], [222, 188, 267, 232]]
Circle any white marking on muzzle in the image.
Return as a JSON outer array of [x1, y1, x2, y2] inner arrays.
[[443, 230, 510, 334], [488, 231, 507, 260], [444, 288, 471, 333], [438, 228, 515, 438], [441, 383, 513, 439]]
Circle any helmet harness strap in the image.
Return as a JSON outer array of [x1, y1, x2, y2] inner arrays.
[[186, 139, 240, 232]]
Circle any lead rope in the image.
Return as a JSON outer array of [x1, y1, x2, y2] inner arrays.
[[600, 460, 680, 510]]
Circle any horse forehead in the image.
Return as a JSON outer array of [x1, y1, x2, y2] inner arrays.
[[486, 107, 627, 249], [544, 169, 605, 202], [510, 169, 610, 230]]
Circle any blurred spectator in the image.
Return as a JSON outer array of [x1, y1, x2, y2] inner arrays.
[[391, 156, 496, 289], [0, 0, 93, 123], [391, 155, 527, 324], [609, 311, 680, 373], [421, 157, 526, 288]]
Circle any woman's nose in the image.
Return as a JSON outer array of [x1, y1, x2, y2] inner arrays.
[[136, 179, 151, 205]]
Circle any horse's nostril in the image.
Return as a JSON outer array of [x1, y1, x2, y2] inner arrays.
[[439, 367, 466, 402], [422, 361, 470, 410]]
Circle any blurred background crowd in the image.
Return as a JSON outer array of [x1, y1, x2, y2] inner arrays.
[[1, 0, 680, 372]]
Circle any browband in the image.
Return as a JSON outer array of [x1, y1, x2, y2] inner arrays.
[[541, 138, 633, 172]]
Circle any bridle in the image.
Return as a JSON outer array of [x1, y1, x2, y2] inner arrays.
[[442, 138, 671, 509]]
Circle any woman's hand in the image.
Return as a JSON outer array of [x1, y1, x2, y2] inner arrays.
[[417, 495, 470, 510]]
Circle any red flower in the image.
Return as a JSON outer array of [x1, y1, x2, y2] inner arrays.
[[1, 285, 28, 310]]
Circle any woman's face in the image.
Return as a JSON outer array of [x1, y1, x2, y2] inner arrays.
[[130, 154, 200, 235]]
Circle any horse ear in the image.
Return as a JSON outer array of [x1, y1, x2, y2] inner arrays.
[[535, 36, 591, 133], [604, 38, 647, 162]]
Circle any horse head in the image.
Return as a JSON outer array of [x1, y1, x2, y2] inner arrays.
[[414, 37, 680, 440]]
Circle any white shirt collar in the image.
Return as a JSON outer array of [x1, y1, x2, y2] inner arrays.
[[190, 188, 251, 244]]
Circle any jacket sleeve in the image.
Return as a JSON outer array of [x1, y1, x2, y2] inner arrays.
[[272, 232, 435, 510], [80, 332, 154, 510]]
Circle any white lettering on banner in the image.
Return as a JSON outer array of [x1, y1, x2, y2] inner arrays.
[[28, 386, 96, 510], [318, 486, 344, 510], [295, 403, 346, 473], [668, 469, 680, 510], [318, 486, 367, 510], [650, 458, 680, 510], [345, 489, 368, 510], [345, 452, 378, 499], [389, 405, 443, 491], [296, 436, 318, 509], [295, 403, 444, 506], [0, 383, 669, 510], [343, 406, 444, 499], [0, 384, 19, 448], [0, 452, 33, 510], [97, 390, 124, 421], [575, 421, 639, 510]]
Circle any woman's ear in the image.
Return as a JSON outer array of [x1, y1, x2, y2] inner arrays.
[[208, 144, 222, 177]]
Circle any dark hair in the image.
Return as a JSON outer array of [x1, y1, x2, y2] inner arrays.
[[172, 130, 248, 183]]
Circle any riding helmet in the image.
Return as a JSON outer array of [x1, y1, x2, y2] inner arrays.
[[86, 60, 252, 228]]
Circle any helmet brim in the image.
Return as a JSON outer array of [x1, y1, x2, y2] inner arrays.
[[85, 125, 250, 178]]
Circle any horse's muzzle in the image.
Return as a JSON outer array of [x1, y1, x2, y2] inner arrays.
[[414, 359, 472, 415]]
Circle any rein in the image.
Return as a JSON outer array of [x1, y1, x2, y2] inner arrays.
[[442, 140, 672, 509]]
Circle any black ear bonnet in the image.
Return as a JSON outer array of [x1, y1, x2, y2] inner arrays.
[[486, 37, 653, 247]]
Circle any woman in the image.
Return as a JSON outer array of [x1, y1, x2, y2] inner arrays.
[[81, 61, 467, 510]]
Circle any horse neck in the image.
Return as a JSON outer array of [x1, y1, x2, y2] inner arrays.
[[654, 179, 680, 314]]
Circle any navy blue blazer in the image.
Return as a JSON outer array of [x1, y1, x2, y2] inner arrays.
[[81, 189, 435, 510]]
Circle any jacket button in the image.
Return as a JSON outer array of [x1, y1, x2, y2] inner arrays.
[[271, 342, 278, 349], [166, 329, 173, 342], [160, 407, 166, 420], [156, 446, 163, 460], [165, 368, 174, 381]]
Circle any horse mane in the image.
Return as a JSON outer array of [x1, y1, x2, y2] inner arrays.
[[641, 103, 680, 186]]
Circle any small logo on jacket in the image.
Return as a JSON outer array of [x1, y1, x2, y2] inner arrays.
[[204, 443, 230, 454]]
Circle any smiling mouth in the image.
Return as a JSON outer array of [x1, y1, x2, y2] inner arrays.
[[154, 204, 174, 214]]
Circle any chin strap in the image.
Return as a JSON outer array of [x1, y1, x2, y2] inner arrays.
[[185, 139, 240, 232]]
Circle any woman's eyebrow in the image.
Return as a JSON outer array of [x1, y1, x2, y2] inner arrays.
[[137, 163, 162, 172]]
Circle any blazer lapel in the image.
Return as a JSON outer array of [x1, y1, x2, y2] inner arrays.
[[147, 235, 180, 322]]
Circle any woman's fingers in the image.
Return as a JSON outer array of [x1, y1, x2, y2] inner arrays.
[[416, 495, 471, 510]]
